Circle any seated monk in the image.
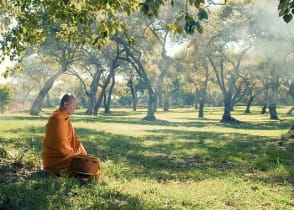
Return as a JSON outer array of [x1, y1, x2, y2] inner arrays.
[[42, 93, 89, 175]]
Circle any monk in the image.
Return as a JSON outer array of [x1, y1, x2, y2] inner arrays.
[[42, 93, 87, 173]]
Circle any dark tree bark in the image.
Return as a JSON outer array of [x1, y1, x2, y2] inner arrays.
[[143, 89, 157, 121], [221, 94, 240, 123], [286, 106, 294, 115], [85, 65, 103, 115], [287, 83, 294, 116], [163, 99, 169, 112], [261, 104, 267, 114], [245, 96, 254, 113], [127, 78, 137, 111], [104, 72, 115, 114], [289, 124, 294, 138], [269, 103, 279, 120], [112, 36, 157, 121], [93, 72, 112, 116], [198, 101, 205, 118]]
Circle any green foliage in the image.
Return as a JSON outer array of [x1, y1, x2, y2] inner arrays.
[[278, 0, 294, 23], [0, 84, 14, 112], [0, 0, 209, 64]]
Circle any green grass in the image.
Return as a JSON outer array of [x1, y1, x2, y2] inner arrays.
[[0, 106, 294, 209]]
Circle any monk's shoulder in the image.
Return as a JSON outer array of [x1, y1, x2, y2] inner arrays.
[[50, 110, 69, 122]]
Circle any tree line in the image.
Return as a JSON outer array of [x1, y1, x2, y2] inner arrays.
[[0, 0, 293, 126]]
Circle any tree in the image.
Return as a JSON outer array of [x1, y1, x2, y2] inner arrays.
[[239, 65, 263, 113], [10, 55, 59, 111], [29, 40, 81, 115], [206, 2, 252, 123], [0, 84, 14, 113]]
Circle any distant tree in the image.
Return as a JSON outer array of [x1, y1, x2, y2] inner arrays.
[[0, 84, 14, 113], [206, 3, 252, 123]]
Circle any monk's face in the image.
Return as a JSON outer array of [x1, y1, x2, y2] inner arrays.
[[64, 98, 77, 115]]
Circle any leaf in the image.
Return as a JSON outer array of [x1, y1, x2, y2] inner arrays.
[[283, 14, 293, 23], [198, 8, 208, 20]]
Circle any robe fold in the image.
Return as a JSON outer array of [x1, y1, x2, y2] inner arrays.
[[42, 109, 87, 172]]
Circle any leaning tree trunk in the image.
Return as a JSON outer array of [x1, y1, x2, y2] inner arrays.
[[30, 70, 64, 115], [287, 106, 294, 115], [85, 70, 102, 115], [104, 73, 115, 114], [93, 70, 113, 116]]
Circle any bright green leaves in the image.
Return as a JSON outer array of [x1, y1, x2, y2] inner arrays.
[[167, 14, 203, 35], [167, 23, 184, 35], [3, 64, 22, 78], [56, 23, 80, 43], [278, 0, 294, 23], [141, 0, 207, 35], [0, 0, 209, 64]]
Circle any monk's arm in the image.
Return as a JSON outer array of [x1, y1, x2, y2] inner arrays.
[[49, 118, 75, 156]]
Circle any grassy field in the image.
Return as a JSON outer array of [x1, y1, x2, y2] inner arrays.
[[0, 106, 294, 209]]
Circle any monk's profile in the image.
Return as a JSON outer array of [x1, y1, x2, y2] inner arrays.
[[42, 93, 87, 174]]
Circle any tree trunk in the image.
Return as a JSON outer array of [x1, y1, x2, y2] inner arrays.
[[268, 71, 279, 120], [29, 69, 64, 115], [221, 94, 239, 123], [128, 79, 137, 111], [104, 73, 115, 114], [198, 101, 204, 118], [93, 71, 113, 116], [261, 104, 267, 114], [85, 70, 102, 115], [245, 96, 254, 113], [289, 124, 294, 138], [143, 89, 157, 121], [286, 106, 294, 115], [158, 91, 163, 108], [163, 99, 169, 112], [269, 103, 279, 120]]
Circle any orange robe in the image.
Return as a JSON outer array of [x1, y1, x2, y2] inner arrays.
[[42, 109, 87, 172]]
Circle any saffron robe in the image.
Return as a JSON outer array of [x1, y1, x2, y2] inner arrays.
[[42, 109, 87, 172]]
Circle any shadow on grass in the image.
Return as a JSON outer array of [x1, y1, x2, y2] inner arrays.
[[72, 126, 294, 186], [0, 166, 145, 210], [2, 120, 294, 186], [222, 120, 293, 131]]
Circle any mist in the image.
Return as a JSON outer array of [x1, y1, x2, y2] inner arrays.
[[249, 0, 294, 71]]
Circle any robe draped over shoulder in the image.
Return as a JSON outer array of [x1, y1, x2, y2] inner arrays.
[[42, 109, 87, 172]]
